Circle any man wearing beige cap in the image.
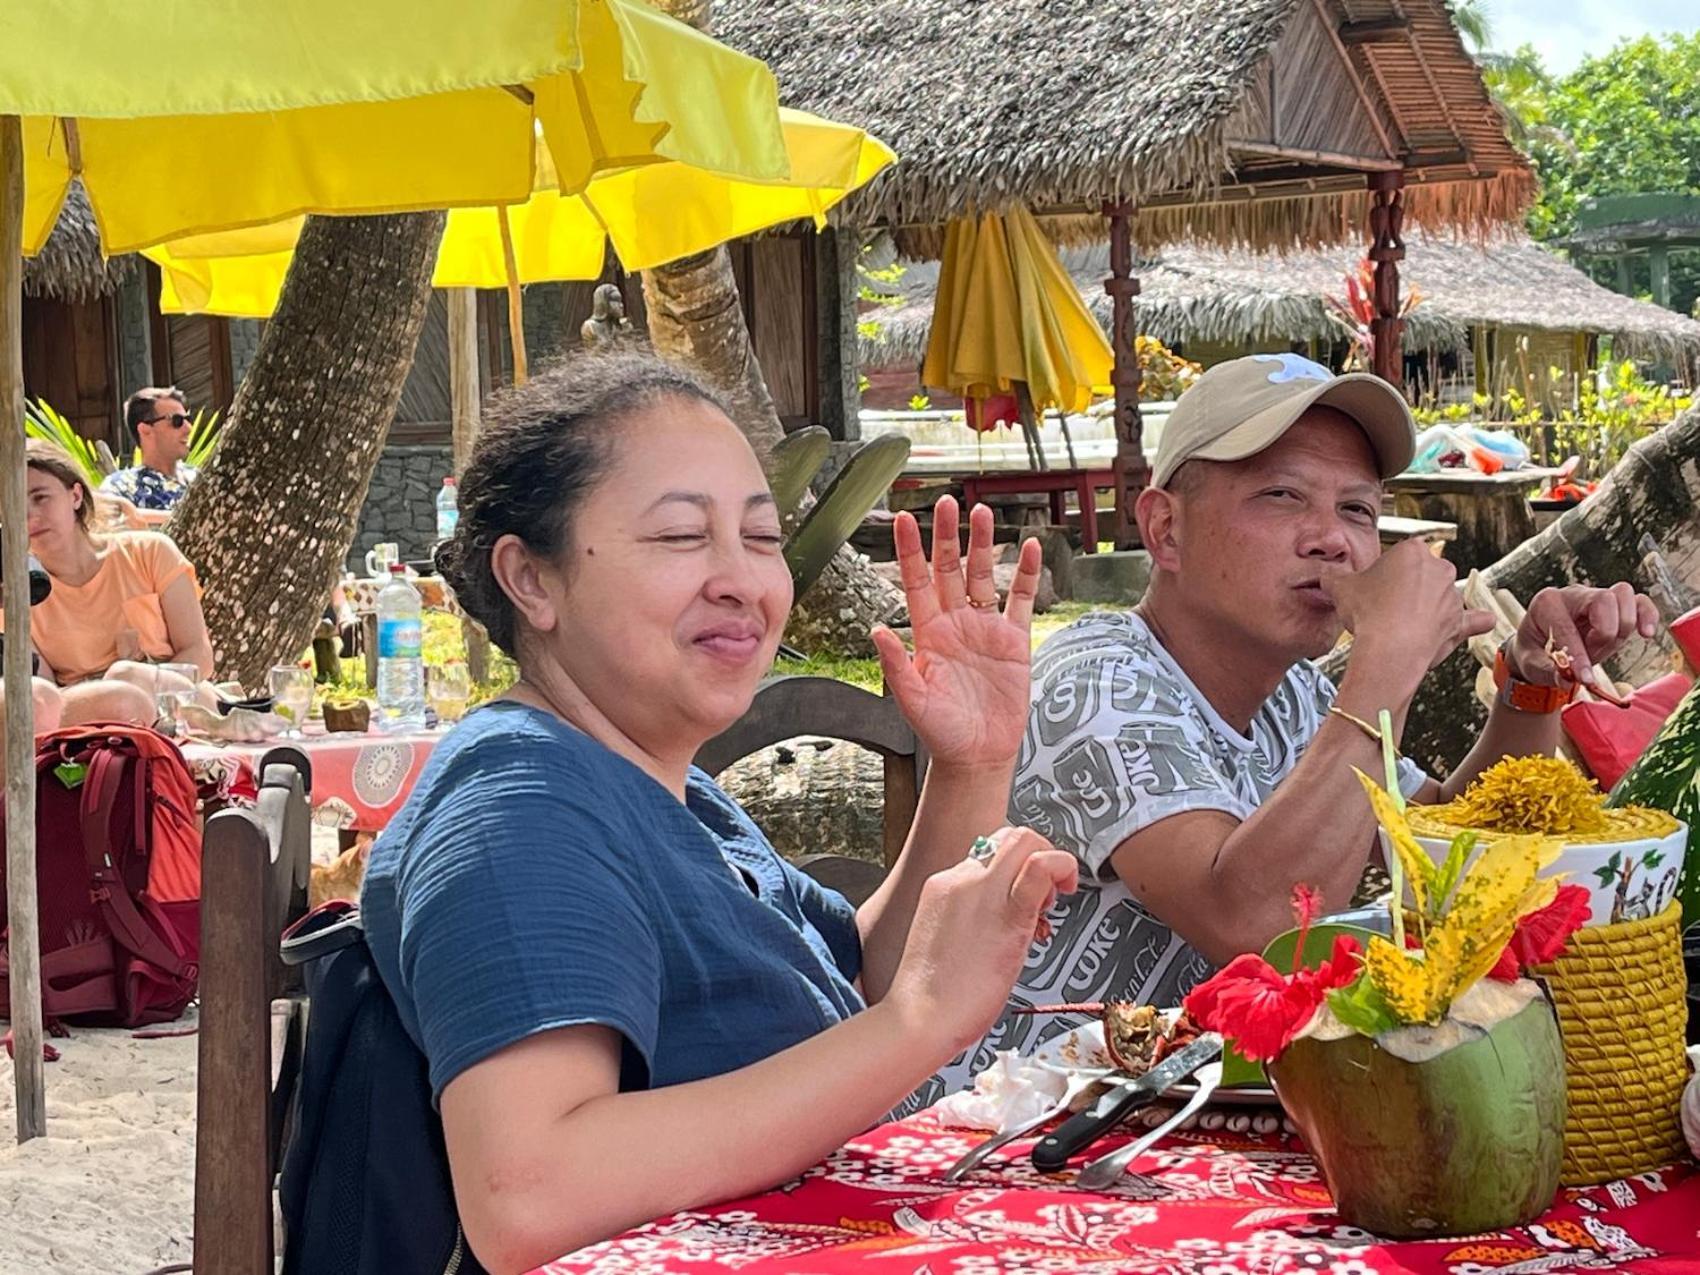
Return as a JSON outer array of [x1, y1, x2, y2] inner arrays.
[[919, 353, 1656, 1102]]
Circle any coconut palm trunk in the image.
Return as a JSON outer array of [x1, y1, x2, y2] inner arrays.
[[1330, 404, 1700, 776], [640, 0, 901, 657], [170, 211, 446, 687]]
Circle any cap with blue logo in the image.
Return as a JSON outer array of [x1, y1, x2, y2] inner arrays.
[[1151, 354, 1415, 488]]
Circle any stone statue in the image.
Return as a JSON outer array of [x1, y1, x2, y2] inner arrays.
[[580, 284, 633, 347]]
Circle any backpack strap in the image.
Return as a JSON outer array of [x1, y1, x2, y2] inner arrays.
[[80, 744, 193, 981]]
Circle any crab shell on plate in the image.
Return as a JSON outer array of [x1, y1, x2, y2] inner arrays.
[[1393, 807, 1685, 929], [177, 703, 290, 744]]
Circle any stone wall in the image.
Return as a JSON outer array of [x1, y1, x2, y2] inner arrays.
[[228, 319, 263, 386], [115, 272, 153, 404], [349, 443, 454, 573]]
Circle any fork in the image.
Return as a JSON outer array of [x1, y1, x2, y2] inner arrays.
[[1074, 1061, 1222, 1191], [942, 1069, 1110, 1183]]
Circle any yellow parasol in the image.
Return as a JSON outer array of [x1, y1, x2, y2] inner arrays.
[[9, 0, 789, 257], [920, 206, 1113, 457], [142, 110, 896, 318], [1, 0, 791, 1143]]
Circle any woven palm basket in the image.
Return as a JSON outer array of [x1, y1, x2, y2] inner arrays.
[[1533, 902, 1690, 1185]]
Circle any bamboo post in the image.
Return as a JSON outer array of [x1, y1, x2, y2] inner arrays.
[[1, 113, 46, 1143], [496, 206, 528, 387], [447, 288, 490, 685]]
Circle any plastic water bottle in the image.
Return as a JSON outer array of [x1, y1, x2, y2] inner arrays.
[[376, 565, 426, 732], [435, 476, 459, 542]]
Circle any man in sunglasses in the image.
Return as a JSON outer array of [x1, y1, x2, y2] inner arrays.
[[100, 387, 201, 523]]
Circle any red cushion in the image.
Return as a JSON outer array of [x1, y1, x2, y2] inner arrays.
[[1562, 671, 1694, 789], [1670, 605, 1700, 671]]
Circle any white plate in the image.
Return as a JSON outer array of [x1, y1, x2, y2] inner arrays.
[[1028, 1016, 1277, 1106]]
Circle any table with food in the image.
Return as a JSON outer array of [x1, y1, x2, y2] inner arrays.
[[531, 754, 1700, 1275]]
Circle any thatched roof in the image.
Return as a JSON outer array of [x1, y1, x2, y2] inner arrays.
[[716, 0, 1533, 252], [862, 233, 1700, 368], [20, 183, 131, 302]]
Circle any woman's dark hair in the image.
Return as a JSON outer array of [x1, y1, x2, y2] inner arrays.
[[437, 346, 730, 655], [25, 439, 97, 532]]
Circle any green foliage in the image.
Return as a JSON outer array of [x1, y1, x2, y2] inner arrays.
[[23, 398, 108, 486], [908, 393, 932, 411], [1485, 35, 1700, 316], [1327, 976, 1401, 1038]]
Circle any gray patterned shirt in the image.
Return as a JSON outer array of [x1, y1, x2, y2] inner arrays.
[[917, 611, 1426, 1106]]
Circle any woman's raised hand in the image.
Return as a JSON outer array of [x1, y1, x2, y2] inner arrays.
[[871, 498, 1043, 772]]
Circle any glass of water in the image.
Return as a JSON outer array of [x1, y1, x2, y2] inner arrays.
[[269, 664, 315, 739], [153, 661, 202, 733], [427, 662, 472, 725]]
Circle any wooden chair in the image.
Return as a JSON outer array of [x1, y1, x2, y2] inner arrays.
[[193, 747, 313, 1275], [694, 676, 927, 903]]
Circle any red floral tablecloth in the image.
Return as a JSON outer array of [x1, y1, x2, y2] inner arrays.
[[535, 1109, 1700, 1274], [184, 726, 442, 832]]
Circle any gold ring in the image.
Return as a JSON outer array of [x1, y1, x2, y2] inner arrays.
[[968, 595, 999, 610]]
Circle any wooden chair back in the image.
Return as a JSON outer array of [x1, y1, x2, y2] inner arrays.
[[695, 676, 926, 901], [193, 747, 312, 1275]]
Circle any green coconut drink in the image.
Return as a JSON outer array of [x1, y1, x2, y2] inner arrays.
[[1269, 981, 1565, 1237], [1184, 744, 1584, 1241]]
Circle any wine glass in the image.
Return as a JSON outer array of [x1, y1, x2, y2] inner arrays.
[[427, 662, 472, 726], [152, 662, 202, 733], [269, 665, 315, 739]]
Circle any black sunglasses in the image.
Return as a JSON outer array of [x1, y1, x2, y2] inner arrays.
[[144, 413, 192, 428]]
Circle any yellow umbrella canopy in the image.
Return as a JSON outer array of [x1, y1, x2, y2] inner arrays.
[[143, 110, 897, 317], [920, 205, 1113, 416], [6, 0, 789, 256]]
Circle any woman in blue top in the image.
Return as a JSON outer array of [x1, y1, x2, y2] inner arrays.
[[362, 348, 1075, 1273]]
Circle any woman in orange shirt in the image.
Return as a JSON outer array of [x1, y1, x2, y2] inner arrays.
[[1, 442, 216, 752]]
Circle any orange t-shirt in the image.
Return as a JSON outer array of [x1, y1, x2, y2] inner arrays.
[[14, 532, 199, 685]]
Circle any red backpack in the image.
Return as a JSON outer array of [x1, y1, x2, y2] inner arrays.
[[0, 724, 202, 1028]]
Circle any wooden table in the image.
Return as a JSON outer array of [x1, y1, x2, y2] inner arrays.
[[1386, 468, 1563, 573], [956, 467, 1115, 553]]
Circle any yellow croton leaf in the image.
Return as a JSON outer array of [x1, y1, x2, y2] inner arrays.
[[1354, 769, 1431, 917], [1364, 935, 1449, 1024]]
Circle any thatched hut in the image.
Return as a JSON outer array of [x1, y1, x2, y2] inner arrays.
[[19, 184, 261, 449], [717, 0, 1533, 542], [862, 234, 1700, 404]]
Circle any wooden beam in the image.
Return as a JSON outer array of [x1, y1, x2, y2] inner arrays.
[[496, 207, 527, 387], [1310, 0, 1399, 158], [446, 288, 489, 685], [1338, 17, 1411, 43], [1103, 202, 1147, 550], [2, 112, 46, 1144], [1232, 141, 1402, 172]]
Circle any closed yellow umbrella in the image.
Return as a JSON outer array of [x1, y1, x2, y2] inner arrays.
[[9, 0, 789, 257], [143, 110, 896, 317], [920, 205, 1112, 419]]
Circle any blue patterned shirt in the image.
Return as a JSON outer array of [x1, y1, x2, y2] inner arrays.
[[100, 464, 199, 511]]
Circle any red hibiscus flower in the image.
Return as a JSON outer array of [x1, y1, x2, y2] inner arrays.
[[1182, 888, 1363, 1062], [1488, 884, 1591, 981]]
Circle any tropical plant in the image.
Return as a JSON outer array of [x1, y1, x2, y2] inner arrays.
[[23, 398, 107, 486], [767, 426, 911, 600], [1322, 258, 1424, 371]]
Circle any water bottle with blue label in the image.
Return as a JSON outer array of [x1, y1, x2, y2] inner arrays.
[[376, 564, 426, 732]]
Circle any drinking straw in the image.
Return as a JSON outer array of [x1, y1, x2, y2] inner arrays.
[[1380, 709, 1406, 950]]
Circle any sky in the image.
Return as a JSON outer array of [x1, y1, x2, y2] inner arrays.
[[1487, 0, 1697, 73]]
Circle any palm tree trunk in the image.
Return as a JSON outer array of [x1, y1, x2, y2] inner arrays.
[[639, 0, 901, 657], [170, 212, 445, 687], [1328, 405, 1700, 776]]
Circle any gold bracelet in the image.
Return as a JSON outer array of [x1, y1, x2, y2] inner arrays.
[[1328, 704, 1384, 744]]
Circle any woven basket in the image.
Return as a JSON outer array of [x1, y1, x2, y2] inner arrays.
[[1535, 902, 1690, 1185]]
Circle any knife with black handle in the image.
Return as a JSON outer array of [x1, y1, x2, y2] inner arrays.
[[1029, 1033, 1223, 1173]]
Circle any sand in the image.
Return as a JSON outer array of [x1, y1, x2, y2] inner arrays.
[[0, 1015, 200, 1275], [0, 826, 344, 1274]]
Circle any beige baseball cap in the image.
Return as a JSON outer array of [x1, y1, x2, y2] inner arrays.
[[1152, 353, 1415, 488]]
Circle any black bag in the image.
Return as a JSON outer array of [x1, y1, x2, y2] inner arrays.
[[278, 904, 487, 1275]]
